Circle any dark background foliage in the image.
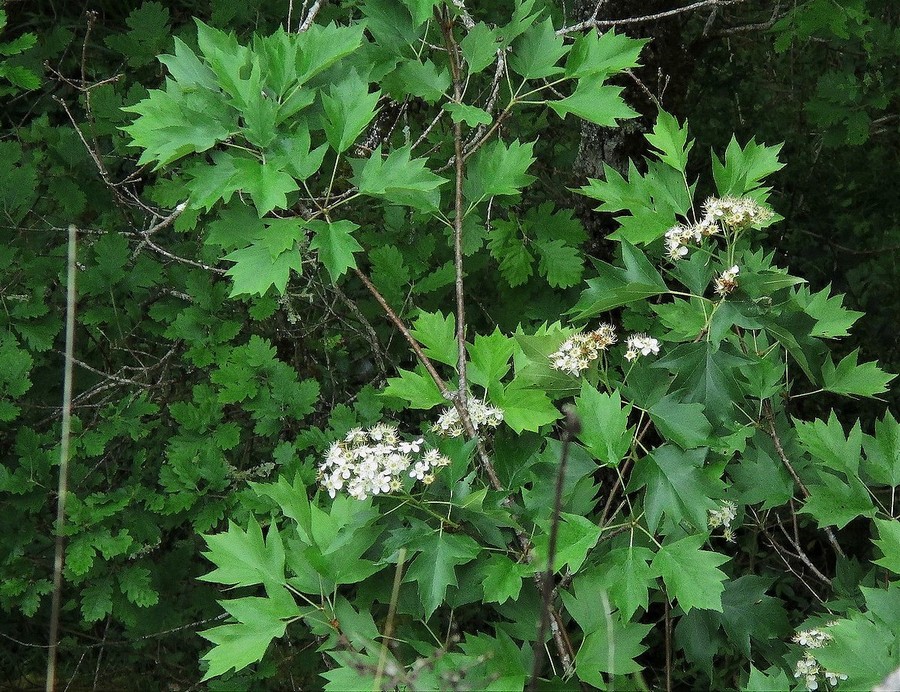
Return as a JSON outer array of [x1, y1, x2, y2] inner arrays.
[[0, 0, 895, 687]]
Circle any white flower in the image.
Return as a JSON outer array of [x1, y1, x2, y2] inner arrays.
[[714, 265, 740, 296], [703, 196, 773, 231], [433, 399, 504, 437], [550, 324, 617, 375], [624, 334, 660, 361], [318, 423, 450, 500]]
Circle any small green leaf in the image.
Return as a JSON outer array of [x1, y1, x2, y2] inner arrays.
[[479, 554, 526, 605], [405, 532, 480, 619], [467, 328, 515, 390], [385, 58, 451, 103], [649, 392, 713, 450], [382, 368, 446, 409], [508, 19, 568, 79], [494, 378, 560, 432], [799, 472, 875, 529], [549, 78, 638, 127], [565, 29, 645, 78], [308, 219, 362, 282], [575, 383, 633, 465], [443, 102, 492, 126], [460, 23, 500, 73], [464, 139, 536, 201], [628, 445, 721, 533], [821, 349, 895, 398], [651, 535, 729, 613], [200, 517, 287, 588], [590, 546, 656, 620], [230, 158, 298, 217], [352, 145, 446, 211], [410, 311, 457, 367], [862, 412, 900, 487], [872, 519, 900, 575], [322, 69, 381, 153], [645, 110, 692, 172]]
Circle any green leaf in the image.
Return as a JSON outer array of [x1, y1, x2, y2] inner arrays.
[[794, 411, 862, 475], [575, 615, 652, 680], [590, 546, 656, 620], [230, 158, 298, 217], [744, 665, 793, 691], [649, 392, 713, 450], [200, 588, 301, 680], [444, 102, 492, 126], [118, 565, 159, 607], [719, 575, 789, 656], [549, 78, 638, 127], [405, 532, 480, 619], [799, 472, 875, 529], [410, 311, 457, 367], [533, 513, 601, 573], [565, 29, 645, 78], [815, 610, 896, 690], [382, 368, 446, 409], [651, 535, 729, 613], [308, 219, 362, 282], [460, 23, 500, 73], [464, 139, 536, 201], [508, 19, 568, 79], [479, 554, 526, 605], [352, 145, 446, 211], [873, 518, 900, 575], [122, 86, 233, 169], [200, 517, 287, 588], [467, 328, 515, 390], [575, 383, 633, 466], [712, 136, 784, 196], [386, 58, 451, 103], [81, 578, 114, 623], [821, 349, 895, 398], [645, 110, 692, 172], [158, 36, 218, 91], [322, 69, 381, 153], [568, 241, 667, 320], [487, 219, 534, 287], [494, 378, 560, 432], [800, 284, 863, 338], [400, 0, 440, 26], [223, 228, 303, 297], [628, 446, 721, 533], [652, 342, 750, 424], [862, 412, 900, 487], [533, 238, 584, 288], [296, 23, 366, 83], [369, 244, 410, 305]]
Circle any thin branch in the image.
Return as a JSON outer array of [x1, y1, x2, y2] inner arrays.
[[441, 9, 471, 436], [763, 403, 845, 558], [529, 408, 580, 690], [298, 0, 325, 31], [557, 0, 745, 34], [46, 224, 78, 692]]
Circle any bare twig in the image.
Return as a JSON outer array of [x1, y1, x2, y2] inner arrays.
[[529, 407, 580, 690], [763, 403, 846, 558], [557, 0, 745, 34], [441, 10, 471, 435], [46, 224, 78, 692], [298, 0, 325, 31]]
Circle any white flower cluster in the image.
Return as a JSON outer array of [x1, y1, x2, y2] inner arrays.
[[704, 195, 774, 231], [317, 423, 450, 501], [433, 399, 503, 437], [624, 333, 660, 362], [792, 628, 847, 691], [664, 195, 773, 261], [549, 324, 618, 375], [714, 265, 740, 296], [664, 219, 717, 260], [707, 500, 738, 541]]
